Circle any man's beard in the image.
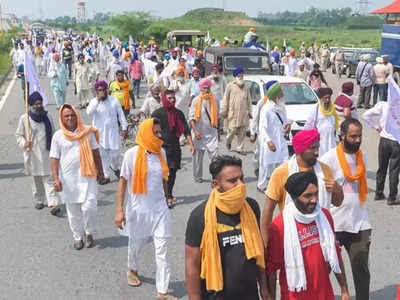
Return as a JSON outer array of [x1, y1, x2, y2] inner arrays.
[[212, 74, 219, 82], [30, 106, 45, 115], [235, 78, 244, 87], [294, 198, 316, 214], [343, 138, 361, 153], [301, 152, 317, 167]]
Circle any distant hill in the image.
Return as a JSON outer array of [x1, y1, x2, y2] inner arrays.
[[153, 8, 262, 31]]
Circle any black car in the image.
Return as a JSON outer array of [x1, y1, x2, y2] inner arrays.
[[345, 50, 380, 78]]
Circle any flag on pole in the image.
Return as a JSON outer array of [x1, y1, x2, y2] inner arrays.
[[24, 51, 48, 106], [266, 38, 270, 54], [129, 35, 134, 46], [384, 77, 400, 143]]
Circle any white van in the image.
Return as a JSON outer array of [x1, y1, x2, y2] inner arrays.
[[245, 75, 318, 151]]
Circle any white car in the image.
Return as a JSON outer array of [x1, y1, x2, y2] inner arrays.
[[245, 75, 318, 150]]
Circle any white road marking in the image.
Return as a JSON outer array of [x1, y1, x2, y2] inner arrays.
[[0, 75, 17, 112]]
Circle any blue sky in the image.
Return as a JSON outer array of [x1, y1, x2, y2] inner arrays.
[[1, 0, 391, 19]]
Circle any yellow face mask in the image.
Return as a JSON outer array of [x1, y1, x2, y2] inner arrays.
[[214, 182, 247, 214]]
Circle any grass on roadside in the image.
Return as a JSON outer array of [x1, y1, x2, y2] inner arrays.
[[0, 52, 10, 77]]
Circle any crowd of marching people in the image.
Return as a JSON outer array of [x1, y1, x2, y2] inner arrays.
[[11, 30, 400, 300]]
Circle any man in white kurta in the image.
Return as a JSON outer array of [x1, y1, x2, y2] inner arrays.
[[86, 80, 127, 183], [74, 53, 92, 109], [258, 82, 290, 191], [189, 79, 219, 183], [50, 104, 104, 250], [139, 83, 162, 118], [170, 69, 192, 117], [15, 92, 60, 214], [115, 119, 176, 300], [304, 87, 338, 157]]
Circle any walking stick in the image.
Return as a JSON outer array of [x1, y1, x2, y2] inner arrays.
[[24, 79, 31, 151]]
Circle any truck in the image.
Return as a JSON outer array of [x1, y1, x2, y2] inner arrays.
[[381, 24, 400, 83]]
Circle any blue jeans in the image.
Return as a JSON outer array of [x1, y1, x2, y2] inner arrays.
[[132, 79, 141, 97], [373, 84, 387, 104]]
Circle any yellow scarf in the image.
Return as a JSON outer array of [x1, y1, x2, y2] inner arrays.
[[194, 93, 218, 127], [318, 100, 340, 130], [116, 80, 131, 110], [132, 118, 169, 195], [263, 95, 269, 104], [200, 183, 265, 292], [59, 105, 100, 178], [336, 143, 368, 204]]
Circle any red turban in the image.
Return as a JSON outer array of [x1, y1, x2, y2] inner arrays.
[[292, 129, 320, 154]]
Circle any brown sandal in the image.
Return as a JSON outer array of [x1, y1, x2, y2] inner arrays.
[[127, 271, 141, 287], [156, 293, 178, 300]]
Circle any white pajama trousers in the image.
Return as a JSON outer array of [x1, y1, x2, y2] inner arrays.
[[193, 148, 218, 181], [65, 198, 97, 241], [257, 162, 281, 191], [32, 175, 60, 207], [128, 236, 170, 294], [100, 147, 121, 179]]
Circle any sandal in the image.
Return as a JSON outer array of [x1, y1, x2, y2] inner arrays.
[[167, 198, 174, 209], [98, 178, 111, 185], [127, 271, 141, 287], [156, 293, 178, 300]]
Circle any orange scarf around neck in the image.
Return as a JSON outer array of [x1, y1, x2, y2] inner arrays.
[[59, 105, 100, 178], [194, 93, 218, 127], [132, 118, 169, 195], [263, 95, 269, 104], [336, 142, 368, 204], [116, 80, 131, 110], [200, 183, 265, 292]]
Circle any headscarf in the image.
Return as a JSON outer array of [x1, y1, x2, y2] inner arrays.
[[94, 80, 108, 91], [59, 105, 100, 178], [161, 91, 185, 137], [28, 92, 52, 151], [200, 183, 265, 292], [317, 87, 333, 99], [342, 82, 354, 94], [132, 118, 169, 195], [292, 129, 320, 154], [266, 82, 282, 100], [233, 66, 244, 77], [262, 80, 278, 104]]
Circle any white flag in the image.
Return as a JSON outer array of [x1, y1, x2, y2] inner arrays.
[[24, 51, 48, 106], [384, 77, 400, 142]]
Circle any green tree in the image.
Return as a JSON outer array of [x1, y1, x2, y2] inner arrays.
[[145, 23, 170, 45], [105, 11, 155, 41]]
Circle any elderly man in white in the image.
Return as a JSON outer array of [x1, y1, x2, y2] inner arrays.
[[86, 80, 128, 185], [50, 104, 104, 250]]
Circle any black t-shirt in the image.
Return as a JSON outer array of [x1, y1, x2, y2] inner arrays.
[[152, 107, 190, 167], [185, 197, 261, 300]]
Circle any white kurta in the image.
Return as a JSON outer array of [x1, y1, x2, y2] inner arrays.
[[74, 62, 91, 91], [304, 104, 336, 157], [258, 101, 289, 189], [86, 96, 127, 151], [259, 101, 289, 164], [171, 79, 192, 117], [49, 129, 99, 204], [120, 146, 171, 240], [15, 114, 54, 176], [189, 96, 219, 153], [139, 96, 163, 117], [321, 148, 371, 233]]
